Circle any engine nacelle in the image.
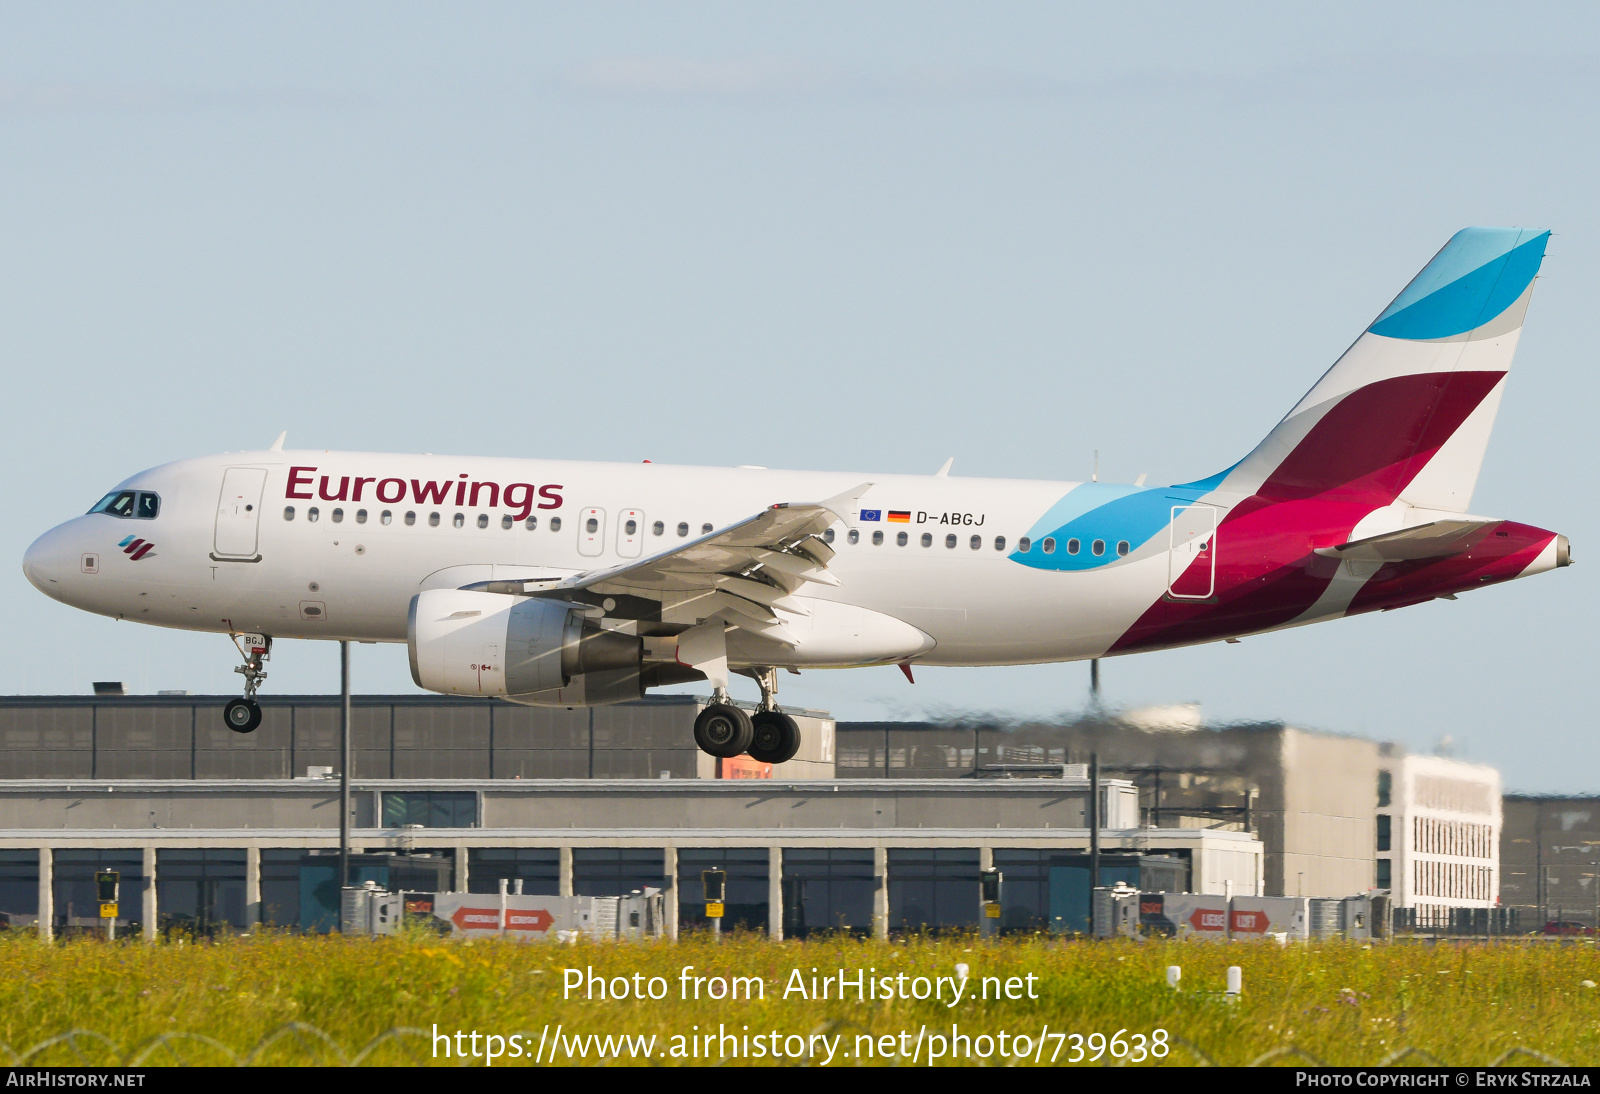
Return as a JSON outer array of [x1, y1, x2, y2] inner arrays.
[[408, 588, 643, 705]]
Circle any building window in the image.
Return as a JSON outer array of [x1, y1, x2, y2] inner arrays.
[[781, 848, 875, 938], [678, 848, 770, 933], [1377, 770, 1391, 807], [1376, 858, 1391, 889], [1376, 813, 1391, 852], [889, 848, 981, 934], [381, 791, 478, 828], [468, 848, 560, 897]]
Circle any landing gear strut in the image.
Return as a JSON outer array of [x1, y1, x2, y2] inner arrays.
[[747, 667, 801, 765], [224, 632, 271, 734]]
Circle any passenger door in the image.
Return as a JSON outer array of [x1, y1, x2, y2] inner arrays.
[[213, 467, 268, 560], [1167, 505, 1217, 599], [616, 508, 645, 558]]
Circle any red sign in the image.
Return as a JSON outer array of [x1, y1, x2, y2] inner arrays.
[[1188, 907, 1228, 932], [449, 905, 555, 932], [1230, 909, 1269, 934], [721, 756, 772, 779]]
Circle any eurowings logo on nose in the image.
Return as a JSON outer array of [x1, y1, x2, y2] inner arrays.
[[117, 535, 155, 561]]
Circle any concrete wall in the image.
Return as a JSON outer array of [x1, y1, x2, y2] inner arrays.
[[1272, 728, 1379, 898], [1501, 795, 1600, 926]]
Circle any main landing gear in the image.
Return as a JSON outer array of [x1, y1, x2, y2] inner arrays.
[[223, 632, 271, 734], [691, 667, 802, 765]]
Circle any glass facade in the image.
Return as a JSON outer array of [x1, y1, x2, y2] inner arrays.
[[992, 850, 1188, 933], [572, 848, 664, 897], [888, 848, 979, 933], [678, 848, 769, 933], [0, 850, 38, 924], [469, 848, 561, 896], [781, 848, 875, 937], [382, 791, 478, 828], [156, 848, 246, 933], [52, 849, 146, 933]]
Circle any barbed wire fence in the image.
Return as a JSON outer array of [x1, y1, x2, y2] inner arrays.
[[0, 1022, 1575, 1067]]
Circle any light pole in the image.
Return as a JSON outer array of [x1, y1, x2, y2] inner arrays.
[[339, 641, 351, 911]]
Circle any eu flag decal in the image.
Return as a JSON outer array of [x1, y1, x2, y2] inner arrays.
[[859, 509, 882, 522]]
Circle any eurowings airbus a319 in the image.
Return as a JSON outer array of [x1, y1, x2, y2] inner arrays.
[[23, 228, 1572, 764]]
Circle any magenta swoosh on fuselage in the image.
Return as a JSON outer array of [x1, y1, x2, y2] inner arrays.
[[1109, 369, 1514, 654]]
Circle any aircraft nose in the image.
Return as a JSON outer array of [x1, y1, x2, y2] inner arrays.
[[23, 524, 74, 600]]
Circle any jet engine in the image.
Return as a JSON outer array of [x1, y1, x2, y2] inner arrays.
[[408, 588, 644, 706]]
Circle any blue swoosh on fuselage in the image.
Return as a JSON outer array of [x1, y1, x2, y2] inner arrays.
[[1009, 481, 1212, 571]]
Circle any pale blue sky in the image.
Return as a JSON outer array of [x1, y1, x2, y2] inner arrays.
[[2, 3, 1596, 790]]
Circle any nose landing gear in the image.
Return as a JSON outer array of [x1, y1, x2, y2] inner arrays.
[[224, 632, 271, 734]]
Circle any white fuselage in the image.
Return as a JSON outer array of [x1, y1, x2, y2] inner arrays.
[[24, 450, 1167, 667]]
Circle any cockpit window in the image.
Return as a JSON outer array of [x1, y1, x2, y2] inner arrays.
[[89, 490, 159, 519]]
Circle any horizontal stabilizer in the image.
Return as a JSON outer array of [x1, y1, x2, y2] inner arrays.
[[1314, 519, 1495, 562]]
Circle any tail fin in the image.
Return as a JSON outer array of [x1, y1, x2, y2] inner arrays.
[[1221, 227, 1549, 511]]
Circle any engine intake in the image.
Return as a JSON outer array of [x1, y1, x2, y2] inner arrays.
[[408, 588, 643, 705]]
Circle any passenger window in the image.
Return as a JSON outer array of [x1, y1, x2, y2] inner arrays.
[[994, 536, 1006, 551], [701, 523, 713, 535], [550, 517, 562, 532], [428, 512, 440, 527], [1117, 540, 1130, 556], [136, 493, 160, 519], [677, 522, 690, 537], [871, 530, 883, 546], [524, 516, 537, 530], [308, 507, 320, 522], [1091, 539, 1105, 556], [1043, 538, 1056, 554], [477, 514, 489, 529], [970, 535, 981, 550], [823, 528, 835, 543], [848, 529, 860, 545], [356, 509, 368, 524], [405, 511, 416, 526], [625, 519, 638, 535], [283, 506, 295, 521], [331, 508, 344, 523], [501, 515, 514, 530], [897, 531, 908, 546], [921, 533, 932, 547], [652, 521, 664, 536], [453, 513, 465, 528], [1066, 538, 1080, 555], [381, 511, 393, 525], [946, 534, 957, 549], [1019, 537, 1031, 552], [586, 517, 599, 533]]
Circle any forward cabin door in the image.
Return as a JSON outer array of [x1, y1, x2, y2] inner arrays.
[[214, 467, 268, 560], [1167, 505, 1217, 599]]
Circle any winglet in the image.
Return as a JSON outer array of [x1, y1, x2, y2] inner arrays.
[[935, 457, 954, 477], [816, 481, 875, 524], [269, 431, 287, 452]]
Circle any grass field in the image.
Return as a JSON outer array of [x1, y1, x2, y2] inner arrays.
[[1, 930, 1596, 1066]]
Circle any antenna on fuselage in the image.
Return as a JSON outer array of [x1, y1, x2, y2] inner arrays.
[[1092, 451, 1099, 483]]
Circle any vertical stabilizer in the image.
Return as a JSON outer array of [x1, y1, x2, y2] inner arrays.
[[1219, 228, 1549, 511]]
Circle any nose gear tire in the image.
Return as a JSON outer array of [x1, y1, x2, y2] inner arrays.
[[748, 710, 801, 764], [223, 698, 262, 734], [693, 703, 754, 758]]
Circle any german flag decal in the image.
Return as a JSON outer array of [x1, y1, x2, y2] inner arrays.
[[888, 511, 911, 524]]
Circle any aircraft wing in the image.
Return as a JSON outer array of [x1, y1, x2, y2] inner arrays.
[[1314, 519, 1497, 562], [464, 483, 871, 644]]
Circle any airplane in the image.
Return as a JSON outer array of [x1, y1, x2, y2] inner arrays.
[[23, 227, 1571, 765]]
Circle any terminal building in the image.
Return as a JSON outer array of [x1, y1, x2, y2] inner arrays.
[[0, 694, 1263, 939]]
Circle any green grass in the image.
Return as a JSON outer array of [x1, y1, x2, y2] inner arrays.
[[1, 930, 1597, 1065]]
